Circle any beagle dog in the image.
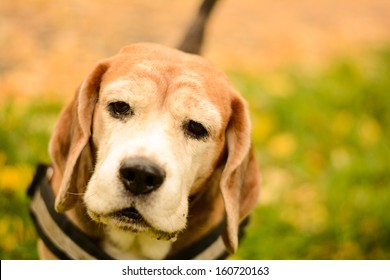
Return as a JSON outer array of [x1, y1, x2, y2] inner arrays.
[[31, 43, 260, 259]]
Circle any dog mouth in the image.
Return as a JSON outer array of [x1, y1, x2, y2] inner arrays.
[[91, 207, 179, 242], [113, 207, 144, 222], [108, 207, 150, 231]]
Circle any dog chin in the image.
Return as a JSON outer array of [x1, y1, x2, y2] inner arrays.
[[87, 208, 179, 242]]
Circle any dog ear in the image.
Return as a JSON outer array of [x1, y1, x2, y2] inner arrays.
[[49, 61, 109, 213], [220, 94, 261, 253]]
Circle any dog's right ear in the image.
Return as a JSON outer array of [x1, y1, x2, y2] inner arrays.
[[49, 61, 110, 213]]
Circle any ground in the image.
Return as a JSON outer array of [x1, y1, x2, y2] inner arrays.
[[1, 0, 389, 98]]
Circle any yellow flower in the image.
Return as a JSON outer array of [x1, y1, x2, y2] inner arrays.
[[267, 132, 297, 159], [251, 112, 277, 142], [358, 115, 382, 147], [332, 111, 354, 138], [0, 164, 34, 192]]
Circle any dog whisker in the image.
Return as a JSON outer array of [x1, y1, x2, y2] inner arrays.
[[65, 191, 84, 196]]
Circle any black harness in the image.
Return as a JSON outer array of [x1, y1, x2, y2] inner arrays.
[[28, 164, 249, 260]]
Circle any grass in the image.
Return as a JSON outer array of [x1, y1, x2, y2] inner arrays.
[[1, 46, 390, 259], [234, 46, 390, 259], [0, 99, 63, 259]]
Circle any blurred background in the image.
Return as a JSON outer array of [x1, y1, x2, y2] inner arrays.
[[1, 0, 390, 259]]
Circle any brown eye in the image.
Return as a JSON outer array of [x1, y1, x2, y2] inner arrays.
[[108, 101, 132, 118], [184, 120, 209, 140]]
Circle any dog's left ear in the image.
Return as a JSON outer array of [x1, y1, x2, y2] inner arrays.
[[220, 94, 261, 253]]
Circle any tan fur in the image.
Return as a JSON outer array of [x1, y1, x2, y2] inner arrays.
[[42, 43, 260, 259]]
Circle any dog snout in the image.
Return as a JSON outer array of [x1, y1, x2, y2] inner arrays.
[[119, 157, 166, 196]]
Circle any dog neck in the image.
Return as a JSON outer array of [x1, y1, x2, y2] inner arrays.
[[102, 228, 172, 259], [169, 167, 226, 257]]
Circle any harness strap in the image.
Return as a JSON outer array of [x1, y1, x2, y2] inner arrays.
[[28, 164, 114, 259], [28, 164, 249, 260]]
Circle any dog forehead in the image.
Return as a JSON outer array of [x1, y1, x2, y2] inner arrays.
[[102, 46, 224, 87], [99, 44, 233, 119]]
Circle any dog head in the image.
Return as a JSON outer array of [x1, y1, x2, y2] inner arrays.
[[49, 43, 260, 253]]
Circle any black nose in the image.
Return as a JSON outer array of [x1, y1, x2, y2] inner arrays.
[[119, 157, 166, 196]]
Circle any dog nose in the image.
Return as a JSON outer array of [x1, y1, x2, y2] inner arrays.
[[119, 157, 166, 196]]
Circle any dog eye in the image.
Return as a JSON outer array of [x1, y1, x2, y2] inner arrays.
[[184, 120, 209, 140], [108, 102, 133, 118]]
